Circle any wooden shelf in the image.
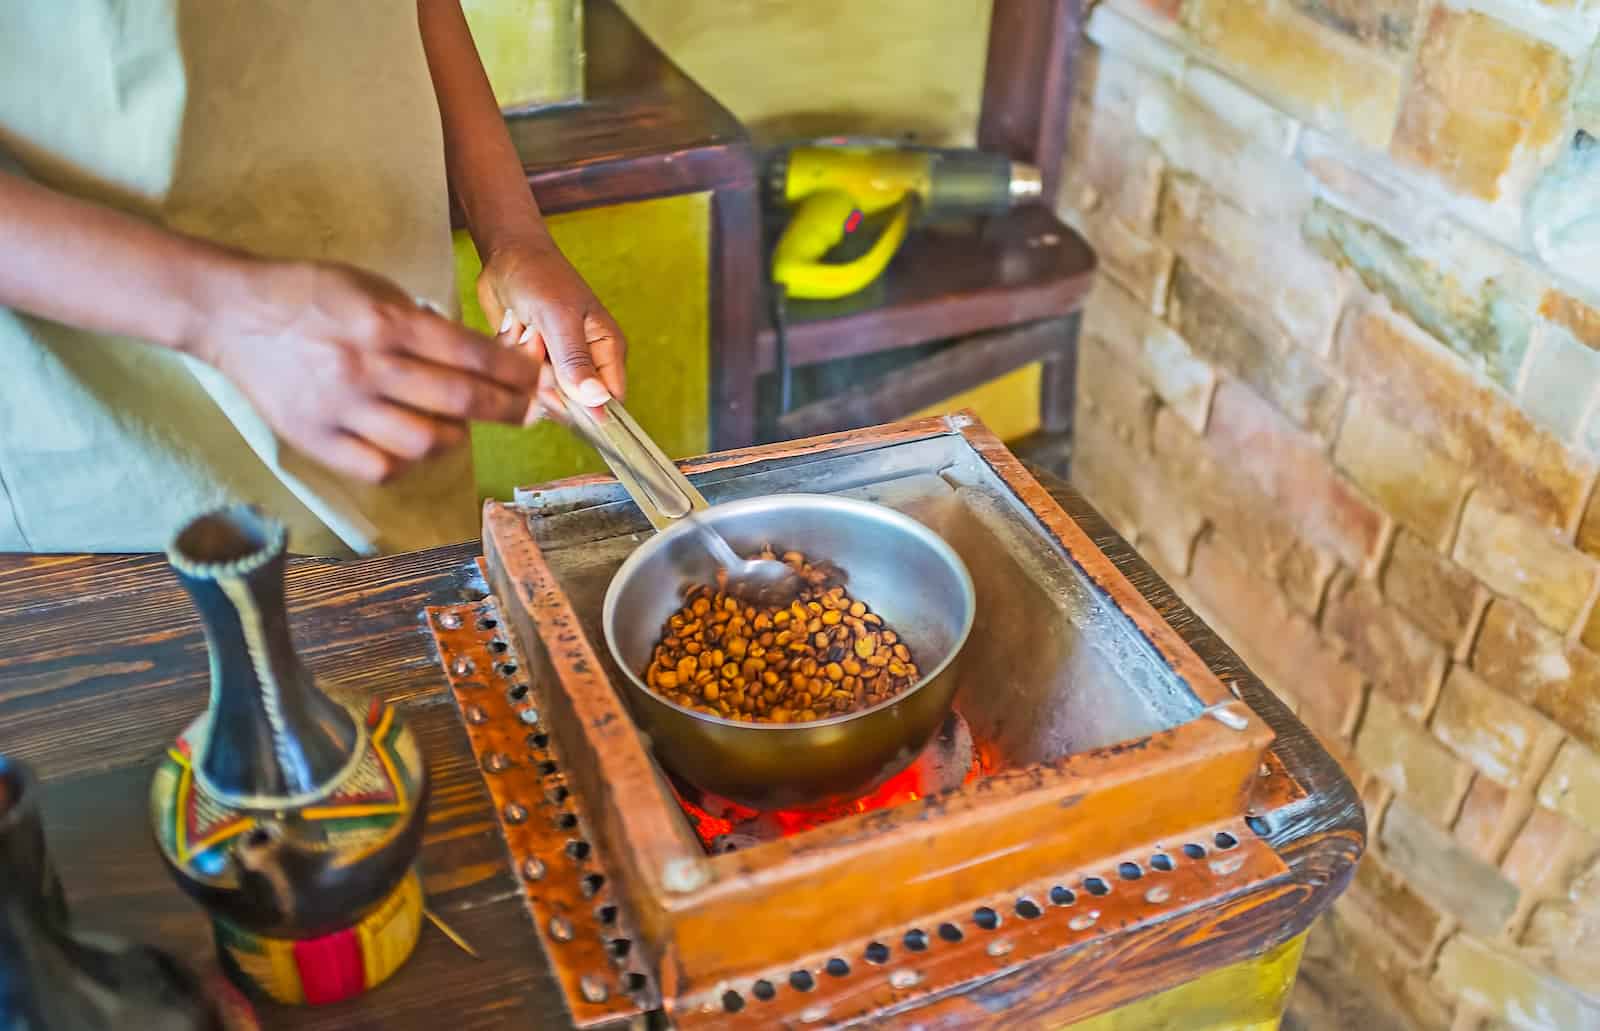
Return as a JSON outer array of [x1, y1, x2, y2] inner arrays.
[[756, 205, 1095, 374], [455, 0, 755, 221], [448, 0, 764, 448]]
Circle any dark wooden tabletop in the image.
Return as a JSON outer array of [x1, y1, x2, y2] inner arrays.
[[0, 544, 564, 1030], [0, 474, 1360, 1030]]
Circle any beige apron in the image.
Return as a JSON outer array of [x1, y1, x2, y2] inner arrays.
[[0, 0, 477, 555]]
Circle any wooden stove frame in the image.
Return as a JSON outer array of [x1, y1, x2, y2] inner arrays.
[[423, 415, 1365, 1028]]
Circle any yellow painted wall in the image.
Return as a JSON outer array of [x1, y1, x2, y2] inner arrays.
[[461, 0, 583, 110], [457, 192, 710, 500], [615, 0, 992, 148], [912, 363, 1043, 443], [617, 0, 1045, 440]]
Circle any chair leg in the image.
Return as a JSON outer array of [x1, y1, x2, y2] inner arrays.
[[1038, 310, 1081, 436]]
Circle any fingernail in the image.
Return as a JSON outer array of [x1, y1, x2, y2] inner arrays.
[[576, 379, 611, 407], [499, 310, 515, 334], [518, 326, 537, 345], [523, 400, 544, 426]]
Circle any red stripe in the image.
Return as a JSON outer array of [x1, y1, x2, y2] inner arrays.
[[293, 928, 367, 1004]]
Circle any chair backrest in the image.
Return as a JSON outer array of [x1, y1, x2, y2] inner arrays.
[[976, 0, 1084, 202]]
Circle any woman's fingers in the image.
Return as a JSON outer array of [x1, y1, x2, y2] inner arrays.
[[537, 305, 611, 408], [400, 307, 541, 393], [586, 311, 627, 401], [342, 400, 467, 462], [314, 431, 401, 485], [369, 352, 528, 423]]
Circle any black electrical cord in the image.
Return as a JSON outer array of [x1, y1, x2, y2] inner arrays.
[[771, 283, 793, 417]]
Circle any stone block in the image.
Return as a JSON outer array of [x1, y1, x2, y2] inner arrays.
[[1577, 46, 1600, 140], [1081, 211, 1175, 314], [1518, 322, 1600, 443], [1336, 308, 1595, 530], [1169, 264, 1346, 437], [1454, 491, 1598, 633], [1299, 130, 1445, 251], [1454, 774, 1511, 864], [1382, 797, 1520, 934], [1071, 412, 1147, 549], [1392, 8, 1571, 200], [1181, 0, 1405, 149], [1206, 378, 1379, 567], [1583, 594, 1600, 656], [1464, 0, 1600, 60], [1073, 409, 1203, 578], [1350, 850, 1447, 960], [1067, 52, 1167, 232], [1085, 3, 1187, 79], [1076, 332, 1158, 455], [1520, 844, 1600, 996], [1325, 572, 1448, 717], [1358, 691, 1470, 821], [1381, 530, 1479, 647], [1080, 278, 1215, 433], [1077, 35, 1160, 126], [1179, 64, 1298, 157], [1432, 665, 1565, 790], [1501, 804, 1588, 895], [1333, 393, 1471, 551], [1188, 532, 1366, 741], [1286, 0, 1422, 53], [1434, 934, 1600, 1029], [1581, 404, 1600, 463], [1161, 176, 1345, 353], [1540, 288, 1600, 352], [1305, 200, 1534, 390], [1522, 899, 1600, 998], [1120, 0, 1184, 23], [1537, 740, 1600, 836], [1134, 83, 1315, 225], [1474, 600, 1600, 754], [1151, 405, 1338, 615], [1312, 904, 1459, 1030], [1576, 485, 1600, 563], [1529, 135, 1600, 302]]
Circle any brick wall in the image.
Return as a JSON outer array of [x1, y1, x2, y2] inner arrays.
[[1061, 1, 1600, 1027]]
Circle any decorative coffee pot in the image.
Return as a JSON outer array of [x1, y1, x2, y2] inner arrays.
[[0, 755, 250, 1030], [148, 506, 429, 1006]]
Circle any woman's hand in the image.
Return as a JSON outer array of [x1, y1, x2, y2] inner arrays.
[[475, 235, 628, 423], [198, 260, 543, 484]]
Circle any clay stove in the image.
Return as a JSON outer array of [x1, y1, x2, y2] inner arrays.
[[427, 414, 1357, 1029]]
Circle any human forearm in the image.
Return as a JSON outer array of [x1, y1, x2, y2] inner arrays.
[[0, 168, 252, 358], [0, 166, 544, 484], [417, 0, 547, 260], [416, 1, 626, 406]]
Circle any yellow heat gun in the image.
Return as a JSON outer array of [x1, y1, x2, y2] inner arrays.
[[768, 138, 1043, 301]]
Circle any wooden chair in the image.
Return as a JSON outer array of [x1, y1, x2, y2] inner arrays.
[[731, 0, 1095, 461]]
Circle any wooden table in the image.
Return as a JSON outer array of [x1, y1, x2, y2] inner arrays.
[[0, 474, 1359, 1029]]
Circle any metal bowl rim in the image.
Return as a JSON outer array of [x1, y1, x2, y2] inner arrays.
[[601, 492, 976, 732]]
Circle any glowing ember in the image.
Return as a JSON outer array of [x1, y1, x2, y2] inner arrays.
[[670, 711, 981, 853]]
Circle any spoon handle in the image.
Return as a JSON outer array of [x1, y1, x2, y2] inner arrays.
[[557, 397, 709, 530]]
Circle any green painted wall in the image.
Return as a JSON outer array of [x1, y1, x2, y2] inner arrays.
[[456, 191, 711, 501]]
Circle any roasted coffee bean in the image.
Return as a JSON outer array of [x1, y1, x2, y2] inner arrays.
[[644, 547, 921, 723]]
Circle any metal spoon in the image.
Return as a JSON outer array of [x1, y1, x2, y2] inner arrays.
[[554, 396, 803, 605]]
